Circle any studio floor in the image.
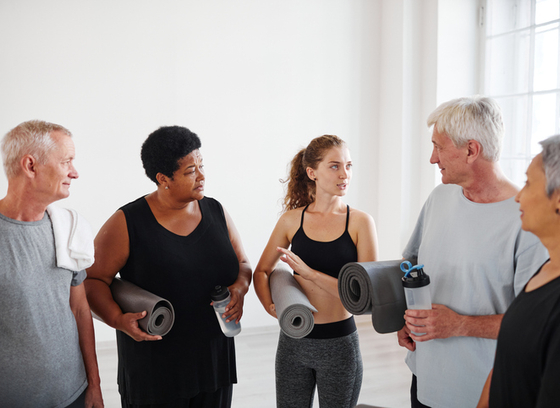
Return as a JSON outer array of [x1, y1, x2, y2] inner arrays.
[[96, 315, 411, 407]]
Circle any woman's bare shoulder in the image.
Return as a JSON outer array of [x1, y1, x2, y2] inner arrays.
[[274, 206, 304, 225], [271, 206, 305, 239], [349, 207, 375, 223]]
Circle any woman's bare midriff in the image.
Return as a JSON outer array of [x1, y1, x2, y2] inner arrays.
[[295, 275, 351, 324]]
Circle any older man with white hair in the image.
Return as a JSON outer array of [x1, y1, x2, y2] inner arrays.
[[0, 120, 103, 407], [398, 96, 549, 408]]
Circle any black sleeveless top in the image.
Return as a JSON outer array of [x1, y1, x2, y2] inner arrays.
[[116, 196, 239, 404], [291, 205, 358, 279]]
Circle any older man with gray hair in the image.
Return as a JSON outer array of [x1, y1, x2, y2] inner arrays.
[[0, 120, 103, 407], [398, 96, 549, 407]]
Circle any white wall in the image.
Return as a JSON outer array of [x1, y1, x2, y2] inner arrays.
[[0, 0, 480, 342], [0, 0, 381, 341], [375, 0, 481, 258], [376, 0, 438, 259]]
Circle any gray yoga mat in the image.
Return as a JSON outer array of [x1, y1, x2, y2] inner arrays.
[[270, 265, 318, 339], [338, 260, 407, 334], [109, 278, 175, 336], [354, 405, 385, 408]]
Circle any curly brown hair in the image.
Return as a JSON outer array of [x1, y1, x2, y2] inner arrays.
[[282, 135, 346, 212]]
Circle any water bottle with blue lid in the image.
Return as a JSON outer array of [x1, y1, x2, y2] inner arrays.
[[401, 261, 432, 335]]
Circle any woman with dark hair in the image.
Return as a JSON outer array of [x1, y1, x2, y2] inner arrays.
[[85, 126, 251, 408], [477, 135, 560, 408], [253, 135, 378, 408]]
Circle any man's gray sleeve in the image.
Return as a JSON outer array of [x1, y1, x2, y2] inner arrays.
[[71, 269, 87, 286], [513, 231, 549, 295]]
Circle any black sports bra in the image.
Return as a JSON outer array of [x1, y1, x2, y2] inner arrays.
[[290, 205, 358, 279]]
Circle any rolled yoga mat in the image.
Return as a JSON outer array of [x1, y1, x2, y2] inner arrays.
[[269, 265, 318, 339], [109, 278, 175, 336], [338, 260, 408, 334]]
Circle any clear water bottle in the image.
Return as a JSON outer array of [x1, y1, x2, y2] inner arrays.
[[210, 285, 241, 337], [401, 261, 431, 335]]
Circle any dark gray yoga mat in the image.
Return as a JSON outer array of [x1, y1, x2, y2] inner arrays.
[[109, 278, 175, 336], [354, 405, 385, 408], [270, 265, 317, 339], [338, 260, 407, 334]]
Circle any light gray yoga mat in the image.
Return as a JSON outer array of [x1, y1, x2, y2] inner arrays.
[[109, 278, 175, 336], [270, 265, 317, 339], [338, 260, 407, 334]]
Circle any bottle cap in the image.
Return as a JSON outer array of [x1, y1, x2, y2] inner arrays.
[[400, 261, 430, 288], [210, 285, 230, 301]]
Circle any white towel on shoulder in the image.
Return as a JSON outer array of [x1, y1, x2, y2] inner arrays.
[[46, 204, 95, 271]]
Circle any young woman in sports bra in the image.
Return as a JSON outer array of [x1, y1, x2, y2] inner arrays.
[[253, 134, 378, 408]]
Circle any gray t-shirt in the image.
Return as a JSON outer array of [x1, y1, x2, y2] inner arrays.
[[0, 211, 88, 408], [402, 184, 549, 408]]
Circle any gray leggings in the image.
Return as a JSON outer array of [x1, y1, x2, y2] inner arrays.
[[275, 331, 363, 408]]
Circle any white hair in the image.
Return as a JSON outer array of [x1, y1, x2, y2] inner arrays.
[[539, 134, 560, 197], [1, 120, 72, 178], [427, 96, 504, 162]]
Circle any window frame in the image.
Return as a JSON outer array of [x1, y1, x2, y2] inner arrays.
[[480, 0, 560, 187]]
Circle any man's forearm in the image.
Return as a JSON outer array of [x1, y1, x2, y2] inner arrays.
[[457, 313, 504, 339]]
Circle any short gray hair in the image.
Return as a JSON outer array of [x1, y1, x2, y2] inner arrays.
[[427, 96, 504, 162], [540, 134, 560, 197], [1, 120, 72, 178]]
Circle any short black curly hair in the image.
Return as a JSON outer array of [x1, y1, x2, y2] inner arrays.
[[141, 126, 202, 185]]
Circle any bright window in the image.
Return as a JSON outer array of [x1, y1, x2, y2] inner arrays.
[[483, 0, 560, 186]]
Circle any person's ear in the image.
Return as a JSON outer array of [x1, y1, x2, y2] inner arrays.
[[466, 140, 482, 163], [156, 173, 169, 189], [20, 155, 37, 178], [306, 167, 317, 181], [553, 190, 560, 215]]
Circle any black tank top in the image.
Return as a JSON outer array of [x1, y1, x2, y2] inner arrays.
[[116, 196, 238, 403], [291, 204, 358, 279]]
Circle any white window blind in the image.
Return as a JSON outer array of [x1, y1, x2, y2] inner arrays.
[[483, 0, 560, 186]]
